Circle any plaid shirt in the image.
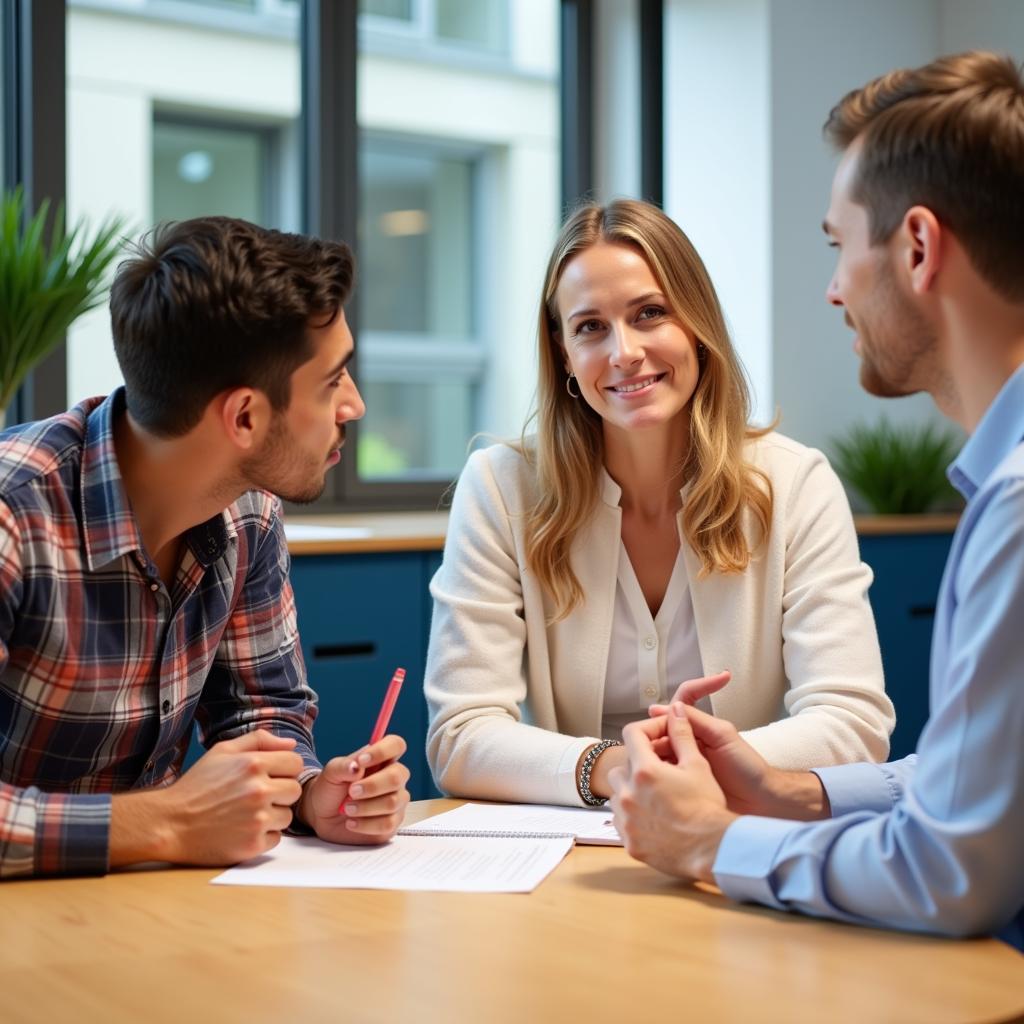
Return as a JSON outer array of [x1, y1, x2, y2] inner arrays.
[[0, 389, 320, 878]]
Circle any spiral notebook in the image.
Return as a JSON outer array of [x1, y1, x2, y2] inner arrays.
[[399, 802, 622, 846]]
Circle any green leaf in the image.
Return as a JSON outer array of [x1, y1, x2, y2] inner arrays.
[[0, 187, 129, 412]]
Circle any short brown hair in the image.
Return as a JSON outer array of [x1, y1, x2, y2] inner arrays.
[[111, 217, 354, 436], [824, 50, 1024, 301]]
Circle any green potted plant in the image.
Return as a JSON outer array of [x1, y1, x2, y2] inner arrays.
[[831, 417, 963, 514], [0, 187, 126, 426]]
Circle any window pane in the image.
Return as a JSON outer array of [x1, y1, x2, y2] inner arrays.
[[152, 121, 267, 225], [66, 0, 300, 405], [356, 0, 560, 482], [360, 0, 414, 21], [435, 0, 509, 53], [361, 141, 473, 336]]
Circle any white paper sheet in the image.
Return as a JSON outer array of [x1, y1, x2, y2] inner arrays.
[[399, 802, 622, 846], [283, 524, 373, 542], [210, 834, 573, 893]]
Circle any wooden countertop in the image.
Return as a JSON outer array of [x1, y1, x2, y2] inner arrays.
[[3, 799, 1022, 1024], [853, 513, 960, 535], [284, 511, 448, 554], [283, 511, 959, 555]]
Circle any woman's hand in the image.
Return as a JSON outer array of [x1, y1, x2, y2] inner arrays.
[[649, 670, 731, 717]]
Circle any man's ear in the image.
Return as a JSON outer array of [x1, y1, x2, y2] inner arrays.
[[219, 388, 271, 452], [900, 205, 943, 295]]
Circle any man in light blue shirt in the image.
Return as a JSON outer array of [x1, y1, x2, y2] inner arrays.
[[608, 49, 1024, 949]]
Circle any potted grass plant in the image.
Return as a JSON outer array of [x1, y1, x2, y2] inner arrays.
[[830, 417, 963, 762], [831, 417, 963, 514], [0, 187, 126, 426]]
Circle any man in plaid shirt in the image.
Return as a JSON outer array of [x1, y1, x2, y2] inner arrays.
[[0, 216, 410, 877]]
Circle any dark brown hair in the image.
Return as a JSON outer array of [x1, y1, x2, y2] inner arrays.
[[824, 50, 1024, 301], [110, 216, 354, 436]]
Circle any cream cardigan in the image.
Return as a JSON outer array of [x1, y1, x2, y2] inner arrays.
[[425, 433, 895, 806]]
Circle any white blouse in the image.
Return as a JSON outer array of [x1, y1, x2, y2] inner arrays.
[[601, 539, 706, 739]]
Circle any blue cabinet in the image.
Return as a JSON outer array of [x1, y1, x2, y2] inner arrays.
[[184, 548, 443, 800], [290, 551, 442, 800], [185, 528, 951, 782], [858, 530, 955, 760]]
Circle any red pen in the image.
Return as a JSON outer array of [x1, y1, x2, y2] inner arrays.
[[340, 667, 406, 814], [370, 667, 406, 744]]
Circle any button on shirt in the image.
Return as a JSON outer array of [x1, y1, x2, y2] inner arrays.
[[0, 389, 320, 878], [713, 364, 1024, 950], [602, 542, 705, 740]]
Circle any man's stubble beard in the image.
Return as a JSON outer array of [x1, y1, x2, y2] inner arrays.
[[239, 416, 337, 505], [856, 255, 937, 401]]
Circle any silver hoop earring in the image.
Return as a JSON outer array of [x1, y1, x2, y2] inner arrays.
[[565, 374, 581, 399]]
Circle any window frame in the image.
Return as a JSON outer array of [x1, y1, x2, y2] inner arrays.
[[639, 0, 664, 207], [5, 0, 68, 426]]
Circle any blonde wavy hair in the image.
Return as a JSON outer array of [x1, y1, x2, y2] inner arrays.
[[519, 199, 773, 621]]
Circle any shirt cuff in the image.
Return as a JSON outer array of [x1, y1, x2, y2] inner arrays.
[[33, 790, 112, 878], [712, 815, 805, 910], [812, 761, 894, 817], [286, 767, 323, 837]]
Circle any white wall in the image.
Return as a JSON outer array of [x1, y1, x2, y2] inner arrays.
[[939, 0, 1024, 51], [769, 0, 943, 451], [665, 0, 772, 425]]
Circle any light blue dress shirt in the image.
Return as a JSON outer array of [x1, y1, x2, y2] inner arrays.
[[713, 363, 1024, 950]]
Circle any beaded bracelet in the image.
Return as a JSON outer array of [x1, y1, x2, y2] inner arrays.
[[578, 738, 623, 806]]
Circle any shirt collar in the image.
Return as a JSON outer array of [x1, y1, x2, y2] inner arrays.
[[81, 387, 234, 571], [948, 362, 1024, 501], [81, 389, 145, 570], [599, 465, 691, 508], [600, 466, 623, 506]]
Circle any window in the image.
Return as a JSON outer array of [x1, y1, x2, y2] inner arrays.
[[56, 0, 567, 509]]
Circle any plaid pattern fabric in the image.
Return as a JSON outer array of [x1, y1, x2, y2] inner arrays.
[[0, 389, 319, 878]]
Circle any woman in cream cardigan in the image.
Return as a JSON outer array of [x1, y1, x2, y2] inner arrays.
[[425, 199, 894, 808]]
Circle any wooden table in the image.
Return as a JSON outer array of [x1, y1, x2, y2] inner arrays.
[[3, 800, 1022, 1024]]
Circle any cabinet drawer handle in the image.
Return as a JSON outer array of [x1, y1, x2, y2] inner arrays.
[[908, 605, 936, 619], [312, 642, 377, 659]]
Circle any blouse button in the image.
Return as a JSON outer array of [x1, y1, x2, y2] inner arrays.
[[643, 635, 657, 651], [644, 685, 657, 699]]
